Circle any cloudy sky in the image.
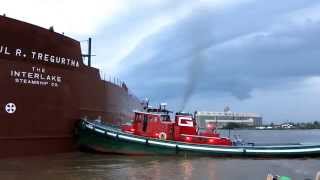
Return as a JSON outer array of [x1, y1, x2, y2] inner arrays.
[[3, 0, 320, 122]]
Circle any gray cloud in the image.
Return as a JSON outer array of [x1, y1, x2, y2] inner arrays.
[[114, 0, 320, 120]]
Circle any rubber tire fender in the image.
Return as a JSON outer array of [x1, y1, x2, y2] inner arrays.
[[159, 132, 167, 140]]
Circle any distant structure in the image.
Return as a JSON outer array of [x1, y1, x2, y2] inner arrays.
[[49, 26, 54, 32], [196, 106, 263, 128]]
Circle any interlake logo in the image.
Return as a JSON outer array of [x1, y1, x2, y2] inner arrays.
[[10, 66, 62, 88]]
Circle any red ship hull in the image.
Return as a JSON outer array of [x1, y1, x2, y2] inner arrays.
[[0, 16, 143, 157]]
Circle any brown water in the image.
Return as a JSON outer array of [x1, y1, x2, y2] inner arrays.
[[0, 130, 320, 180]]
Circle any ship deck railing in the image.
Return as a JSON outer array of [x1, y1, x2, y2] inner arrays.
[[102, 75, 140, 102]]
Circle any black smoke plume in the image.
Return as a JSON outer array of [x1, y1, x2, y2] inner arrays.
[[179, 10, 210, 111], [180, 53, 205, 111]]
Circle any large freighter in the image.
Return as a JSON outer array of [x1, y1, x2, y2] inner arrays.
[[0, 15, 143, 157]]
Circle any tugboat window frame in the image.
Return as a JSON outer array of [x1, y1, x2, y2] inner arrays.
[[160, 115, 171, 122], [135, 113, 144, 123]]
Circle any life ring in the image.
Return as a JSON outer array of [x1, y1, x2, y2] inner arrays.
[[159, 132, 167, 140]]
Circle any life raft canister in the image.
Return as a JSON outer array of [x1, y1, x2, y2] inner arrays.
[[159, 132, 167, 140]]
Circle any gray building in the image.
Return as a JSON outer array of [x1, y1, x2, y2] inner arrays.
[[196, 110, 263, 128]]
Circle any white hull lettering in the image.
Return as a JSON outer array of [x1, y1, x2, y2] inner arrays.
[[5, 47, 10, 55], [1, 44, 80, 68], [0, 45, 11, 55], [15, 49, 22, 56], [10, 66, 63, 88], [31, 51, 80, 68], [11, 70, 62, 83]]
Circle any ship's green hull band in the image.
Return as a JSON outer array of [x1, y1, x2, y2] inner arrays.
[[76, 120, 320, 158]]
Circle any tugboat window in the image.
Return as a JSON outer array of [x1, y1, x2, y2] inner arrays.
[[142, 114, 148, 132], [161, 115, 170, 122]]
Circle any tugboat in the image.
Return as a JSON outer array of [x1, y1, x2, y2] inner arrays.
[[76, 104, 320, 157], [120, 103, 232, 146]]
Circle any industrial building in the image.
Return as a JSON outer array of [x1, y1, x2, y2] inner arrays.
[[196, 108, 263, 128]]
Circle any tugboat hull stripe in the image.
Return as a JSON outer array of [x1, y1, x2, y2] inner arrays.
[[246, 148, 320, 153], [86, 124, 94, 129], [94, 129, 105, 134], [107, 132, 117, 137], [118, 135, 146, 143], [178, 145, 243, 152], [148, 140, 177, 147]]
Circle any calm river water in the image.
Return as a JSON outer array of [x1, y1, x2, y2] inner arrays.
[[0, 130, 320, 180]]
